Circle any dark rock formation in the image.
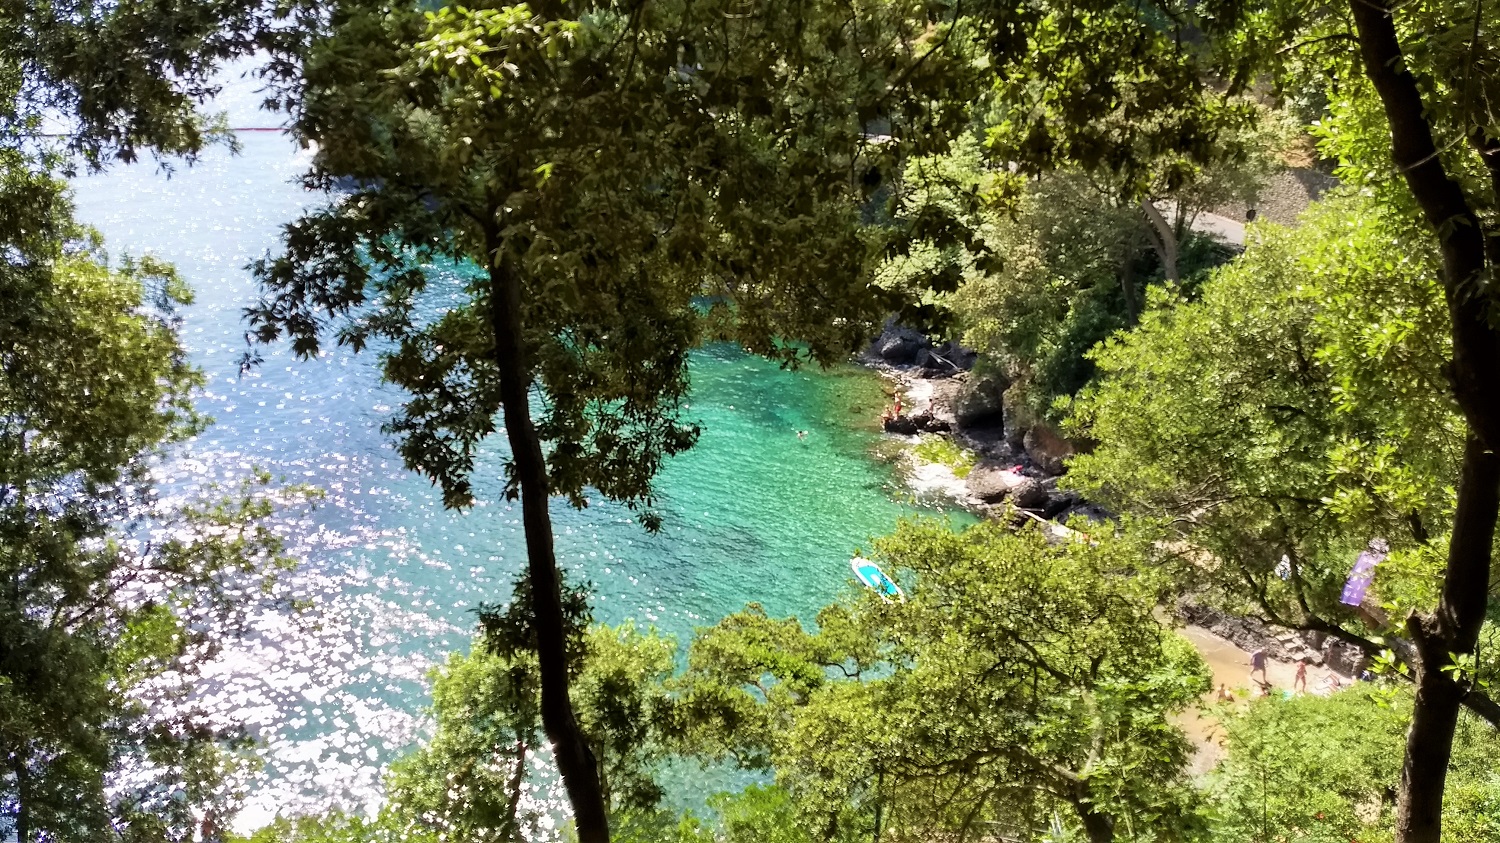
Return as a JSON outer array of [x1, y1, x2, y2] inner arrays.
[[877, 329, 926, 364], [1010, 478, 1050, 511], [883, 414, 921, 435], [864, 321, 976, 374], [1042, 489, 1081, 519], [920, 340, 975, 376], [1177, 600, 1367, 677], [955, 371, 1008, 429], [883, 411, 950, 435]]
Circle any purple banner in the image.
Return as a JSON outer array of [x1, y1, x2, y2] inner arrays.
[[1340, 541, 1388, 607]]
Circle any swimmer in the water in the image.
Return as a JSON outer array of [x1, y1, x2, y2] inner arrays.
[[797, 430, 808, 441]]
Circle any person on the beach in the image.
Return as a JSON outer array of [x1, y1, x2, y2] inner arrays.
[[1216, 683, 1235, 703], [892, 395, 903, 417], [1294, 659, 1308, 693], [1249, 648, 1267, 685]]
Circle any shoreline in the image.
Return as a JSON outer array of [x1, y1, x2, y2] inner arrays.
[[856, 349, 1362, 772]]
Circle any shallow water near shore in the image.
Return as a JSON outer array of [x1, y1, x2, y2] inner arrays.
[[71, 131, 967, 827]]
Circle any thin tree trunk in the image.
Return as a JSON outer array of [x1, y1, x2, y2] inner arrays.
[[1140, 198, 1179, 291], [13, 753, 30, 843], [1347, 1, 1500, 841], [500, 738, 530, 842], [487, 252, 611, 843]]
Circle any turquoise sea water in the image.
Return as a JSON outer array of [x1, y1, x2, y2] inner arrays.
[[71, 130, 961, 825]]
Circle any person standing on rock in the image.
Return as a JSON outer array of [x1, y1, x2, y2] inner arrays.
[[1294, 659, 1308, 693]]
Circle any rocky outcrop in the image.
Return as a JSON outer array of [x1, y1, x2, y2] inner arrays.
[[1009, 477, 1050, 511], [955, 371, 1008, 429], [883, 411, 951, 435], [1177, 601, 1367, 677], [865, 321, 976, 376], [1023, 424, 1078, 475], [875, 325, 927, 363], [920, 340, 977, 376], [965, 464, 1028, 504]]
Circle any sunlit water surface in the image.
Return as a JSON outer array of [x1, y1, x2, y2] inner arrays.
[[72, 129, 961, 830]]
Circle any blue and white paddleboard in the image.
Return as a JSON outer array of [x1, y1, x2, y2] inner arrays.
[[851, 556, 904, 603]]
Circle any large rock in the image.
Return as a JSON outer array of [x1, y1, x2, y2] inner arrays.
[[926, 377, 964, 422], [955, 371, 1009, 429], [914, 412, 950, 433], [1042, 489, 1081, 519], [872, 322, 931, 364], [1010, 478, 1050, 511], [921, 340, 976, 375], [878, 332, 924, 363], [965, 464, 1027, 504], [1324, 641, 1367, 676], [1023, 423, 1077, 475], [882, 414, 920, 435]]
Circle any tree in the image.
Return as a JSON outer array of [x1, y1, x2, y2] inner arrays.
[[0, 235, 299, 841], [246, 3, 979, 839], [673, 519, 1211, 843], [1068, 196, 1461, 639], [1209, 688, 1500, 843], [381, 621, 676, 842], [238, 617, 677, 843], [1201, 0, 1500, 837], [879, 103, 1284, 424], [0, 4, 322, 836], [1065, 177, 1496, 840]]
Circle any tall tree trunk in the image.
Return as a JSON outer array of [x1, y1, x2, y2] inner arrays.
[[487, 252, 611, 843], [1071, 795, 1115, 843], [13, 752, 30, 843], [1140, 198, 1180, 291], [1348, 1, 1500, 841]]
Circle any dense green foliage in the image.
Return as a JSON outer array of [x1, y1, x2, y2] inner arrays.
[[0, 205, 299, 843], [670, 520, 1210, 843], [882, 113, 1277, 423], [1067, 195, 1460, 635], [12, 0, 1500, 840], [1210, 689, 1500, 843], [0, 3, 311, 838]]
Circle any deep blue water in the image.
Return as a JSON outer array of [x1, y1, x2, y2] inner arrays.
[[71, 130, 960, 826]]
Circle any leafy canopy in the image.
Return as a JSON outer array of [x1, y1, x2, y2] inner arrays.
[[249, 0, 981, 517], [672, 519, 1211, 843]]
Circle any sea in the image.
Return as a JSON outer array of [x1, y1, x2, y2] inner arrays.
[[68, 66, 962, 830]]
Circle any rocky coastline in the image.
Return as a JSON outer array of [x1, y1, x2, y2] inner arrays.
[[858, 321, 1363, 682], [859, 321, 1105, 526]]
